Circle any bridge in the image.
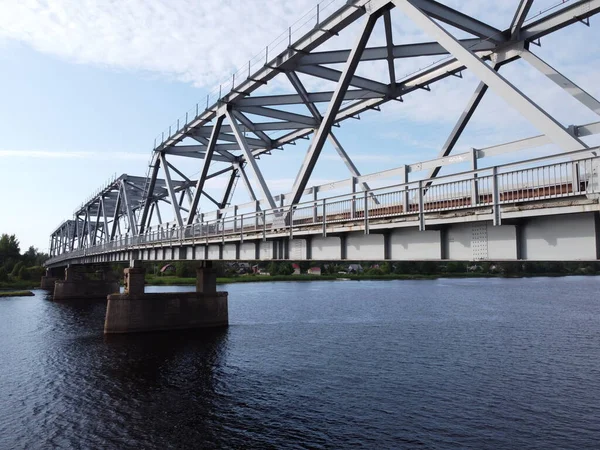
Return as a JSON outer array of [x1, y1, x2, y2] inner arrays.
[[41, 0, 600, 333]]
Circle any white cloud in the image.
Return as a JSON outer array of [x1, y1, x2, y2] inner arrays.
[[0, 0, 321, 89]]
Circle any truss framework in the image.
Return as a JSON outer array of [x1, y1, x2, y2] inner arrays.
[[50, 0, 600, 255]]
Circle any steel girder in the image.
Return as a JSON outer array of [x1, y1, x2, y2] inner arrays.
[[138, 0, 600, 226], [51, 0, 600, 250]]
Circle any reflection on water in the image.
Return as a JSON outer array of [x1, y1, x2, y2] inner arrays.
[[1, 277, 600, 449]]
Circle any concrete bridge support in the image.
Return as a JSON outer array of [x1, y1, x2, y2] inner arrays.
[[53, 264, 119, 300], [104, 261, 228, 334], [40, 267, 63, 290]]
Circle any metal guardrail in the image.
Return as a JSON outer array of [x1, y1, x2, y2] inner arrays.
[[46, 148, 600, 265]]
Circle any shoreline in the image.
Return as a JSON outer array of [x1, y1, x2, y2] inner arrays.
[[146, 272, 599, 286], [2, 271, 597, 291], [0, 290, 35, 297]]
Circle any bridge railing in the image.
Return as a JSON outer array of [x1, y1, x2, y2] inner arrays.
[[45, 149, 600, 265]]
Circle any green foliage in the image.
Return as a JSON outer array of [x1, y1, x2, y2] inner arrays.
[[418, 261, 439, 274], [0, 234, 20, 266], [446, 262, 467, 273], [0, 267, 7, 281], [173, 262, 199, 278], [278, 263, 294, 276], [11, 261, 24, 278], [18, 266, 29, 280]]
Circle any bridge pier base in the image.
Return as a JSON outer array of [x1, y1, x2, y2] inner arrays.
[[40, 267, 63, 290], [104, 262, 228, 334], [53, 265, 119, 300]]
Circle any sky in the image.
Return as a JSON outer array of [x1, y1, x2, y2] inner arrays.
[[0, 0, 599, 251]]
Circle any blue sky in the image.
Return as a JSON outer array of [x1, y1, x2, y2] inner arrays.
[[1, 0, 599, 251]]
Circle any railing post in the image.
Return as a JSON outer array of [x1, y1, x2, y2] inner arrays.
[[322, 198, 327, 237], [492, 166, 501, 226], [255, 200, 260, 229], [262, 212, 267, 241], [364, 190, 369, 234], [351, 177, 357, 219], [312, 187, 318, 223], [289, 205, 294, 239], [233, 205, 238, 232], [471, 148, 479, 206], [418, 180, 425, 231], [572, 161, 581, 194], [403, 165, 409, 213], [240, 214, 244, 243]]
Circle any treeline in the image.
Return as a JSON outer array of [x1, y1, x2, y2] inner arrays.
[[0, 234, 48, 283], [142, 260, 600, 279]]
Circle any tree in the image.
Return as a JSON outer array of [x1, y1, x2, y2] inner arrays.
[[0, 234, 20, 266], [278, 263, 294, 276], [11, 261, 24, 278], [18, 266, 30, 280], [0, 267, 7, 281], [22, 246, 37, 267]]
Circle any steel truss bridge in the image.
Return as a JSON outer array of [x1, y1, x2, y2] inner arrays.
[[47, 0, 600, 266]]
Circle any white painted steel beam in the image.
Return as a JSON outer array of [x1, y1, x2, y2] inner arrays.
[[286, 71, 322, 121], [166, 145, 238, 161], [231, 110, 272, 146], [520, 0, 600, 41], [394, 0, 588, 153], [110, 188, 121, 241], [383, 10, 396, 89], [426, 62, 501, 180], [187, 115, 224, 226], [289, 11, 380, 205], [160, 153, 184, 228], [220, 168, 239, 208], [520, 49, 600, 116], [236, 90, 384, 107], [120, 180, 138, 236], [296, 38, 495, 66], [235, 106, 317, 126], [227, 109, 277, 210], [510, 0, 534, 39], [235, 162, 258, 203], [296, 64, 391, 96], [409, 0, 506, 42]]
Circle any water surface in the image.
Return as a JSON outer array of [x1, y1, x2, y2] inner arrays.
[[1, 277, 599, 449]]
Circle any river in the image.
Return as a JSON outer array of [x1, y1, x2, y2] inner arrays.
[[1, 277, 599, 449]]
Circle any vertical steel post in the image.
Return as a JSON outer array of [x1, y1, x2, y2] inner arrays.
[[351, 177, 357, 219], [492, 166, 501, 226], [364, 190, 369, 235], [403, 165, 409, 213], [322, 198, 327, 237], [471, 148, 479, 206], [418, 180, 425, 231], [312, 188, 318, 223], [240, 214, 244, 243]]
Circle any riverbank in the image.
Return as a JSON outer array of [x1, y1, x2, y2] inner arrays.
[[144, 271, 598, 286], [0, 280, 41, 290], [0, 290, 35, 297]]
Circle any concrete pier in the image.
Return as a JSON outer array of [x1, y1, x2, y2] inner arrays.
[[104, 262, 228, 334], [53, 264, 119, 300], [40, 267, 62, 290]]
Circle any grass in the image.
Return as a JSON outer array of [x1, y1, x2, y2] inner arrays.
[[0, 290, 35, 297], [0, 280, 40, 290], [143, 271, 600, 286], [143, 272, 506, 286]]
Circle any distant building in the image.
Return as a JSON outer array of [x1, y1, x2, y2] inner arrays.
[[307, 267, 321, 275], [292, 263, 301, 275], [347, 264, 363, 273]]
